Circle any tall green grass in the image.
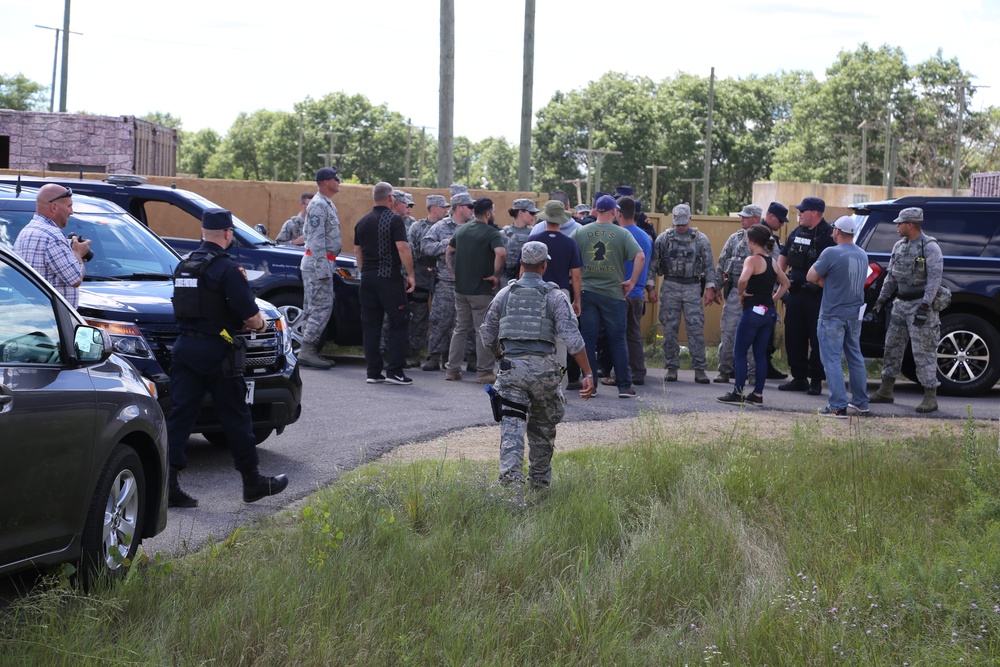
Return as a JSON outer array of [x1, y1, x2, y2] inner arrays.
[[3, 413, 999, 665]]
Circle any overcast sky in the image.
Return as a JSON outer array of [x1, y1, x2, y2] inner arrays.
[[2, 0, 998, 142]]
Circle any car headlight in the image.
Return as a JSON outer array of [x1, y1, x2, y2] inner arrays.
[[84, 318, 153, 359], [273, 315, 292, 355]]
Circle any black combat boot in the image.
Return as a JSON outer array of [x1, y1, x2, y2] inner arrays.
[[242, 468, 289, 503], [168, 467, 198, 508]]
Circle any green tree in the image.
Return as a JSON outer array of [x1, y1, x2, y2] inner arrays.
[[140, 111, 183, 130], [178, 128, 220, 178], [456, 136, 517, 191], [0, 72, 47, 110]]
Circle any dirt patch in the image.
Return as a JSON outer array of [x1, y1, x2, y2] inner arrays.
[[384, 412, 999, 464]]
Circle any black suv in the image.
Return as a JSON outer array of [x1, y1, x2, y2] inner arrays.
[[852, 196, 1000, 397], [0, 176, 362, 349], [0, 185, 302, 444]]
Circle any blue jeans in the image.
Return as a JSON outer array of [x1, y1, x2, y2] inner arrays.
[[580, 291, 631, 390], [818, 317, 869, 410], [733, 307, 776, 395]]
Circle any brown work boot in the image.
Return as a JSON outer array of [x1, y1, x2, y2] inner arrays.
[[915, 387, 938, 414], [298, 342, 332, 369], [869, 377, 896, 404]]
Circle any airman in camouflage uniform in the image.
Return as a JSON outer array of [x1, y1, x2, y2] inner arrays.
[[406, 194, 450, 365], [869, 207, 944, 413], [391, 190, 416, 232], [648, 204, 718, 383], [274, 193, 313, 246], [299, 167, 342, 369], [480, 242, 595, 488], [501, 198, 540, 284], [715, 205, 776, 383], [420, 188, 474, 370]]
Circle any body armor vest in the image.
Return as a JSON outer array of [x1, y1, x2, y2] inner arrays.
[[172, 249, 240, 327], [661, 228, 702, 279], [891, 234, 936, 296], [498, 279, 557, 345], [786, 226, 820, 270]]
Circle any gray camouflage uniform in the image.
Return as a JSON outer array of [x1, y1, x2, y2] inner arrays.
[[648, 227, 717, 370], [480, 272, 584, 488], [421, 216, 461, 356], [876, 232, 944, 388], [300, 192, 341, 346], [715, 229, 779, 375], [407, 216, 438, 353], [275, 215, 305, 246], [501, 224, 533, 279]]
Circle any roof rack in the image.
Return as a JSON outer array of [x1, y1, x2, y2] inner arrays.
[[104, 175, 148, 186]]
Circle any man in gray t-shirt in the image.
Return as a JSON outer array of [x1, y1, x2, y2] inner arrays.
[[807, 216, 870, 416]]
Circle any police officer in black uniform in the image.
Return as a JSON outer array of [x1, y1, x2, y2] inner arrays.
[[777, 197, 835, 395], [166, 209, 289, 507]]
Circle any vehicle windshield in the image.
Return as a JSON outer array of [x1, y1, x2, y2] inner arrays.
[[182, 191, 272, 245], [0, 206, 180, 280]]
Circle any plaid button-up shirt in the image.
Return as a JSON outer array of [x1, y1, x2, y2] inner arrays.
[[13, 214, 85, 307]]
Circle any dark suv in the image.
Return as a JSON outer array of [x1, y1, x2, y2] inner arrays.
[[0, 176, 363, 349], [852, 196, 1000, 396], [0, 185, 302, 444]]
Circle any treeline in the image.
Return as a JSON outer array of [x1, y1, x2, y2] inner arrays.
[[10, 43, 995, 213]]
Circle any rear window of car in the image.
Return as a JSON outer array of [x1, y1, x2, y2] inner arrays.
[[862, 209, 1000, 257]]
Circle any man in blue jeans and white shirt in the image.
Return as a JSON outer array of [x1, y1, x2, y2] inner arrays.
[[806, 215, 870, 417]]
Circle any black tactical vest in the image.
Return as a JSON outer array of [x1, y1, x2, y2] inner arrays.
[[172, 249, 241, 328]]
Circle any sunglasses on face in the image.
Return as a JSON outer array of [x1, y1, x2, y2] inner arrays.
[[47, 187, 72, 203]]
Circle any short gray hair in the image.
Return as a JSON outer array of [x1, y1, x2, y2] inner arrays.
[[373, 182, 394, 202]]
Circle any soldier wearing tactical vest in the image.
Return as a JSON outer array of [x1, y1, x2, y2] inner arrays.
[[167, 209, 289, 508], [480, 241, 595, 489], [647, 203, 718, 383], [869, 207, 945, 413]]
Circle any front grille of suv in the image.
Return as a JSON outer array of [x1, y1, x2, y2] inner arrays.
[[137, 320, 282, 374]]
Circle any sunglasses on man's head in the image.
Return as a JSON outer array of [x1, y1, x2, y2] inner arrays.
[[47, 187, 72, 203]]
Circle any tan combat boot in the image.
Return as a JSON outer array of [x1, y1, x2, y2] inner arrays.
[[694, 369, 710, 384], [869, 377, 895, 403], [915, 387, 938, 414], [297, 341, 332, 369]]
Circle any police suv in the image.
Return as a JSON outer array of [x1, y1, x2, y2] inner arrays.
[[0, 185, 302, 445]]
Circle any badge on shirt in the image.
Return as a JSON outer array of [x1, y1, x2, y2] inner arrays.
[[238, 266, 249, 281]]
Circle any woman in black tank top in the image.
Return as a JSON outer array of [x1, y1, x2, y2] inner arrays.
[[718, 225, 790, 406]]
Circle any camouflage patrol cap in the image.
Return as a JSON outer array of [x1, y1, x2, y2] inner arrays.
[[672, 204, 692, 226], [393, 190, 414, 205], [450, 192, 474, 207], [520, 241, 551, 265], [449, 183, 469, 197], [893, 207, 924, 223], [738, 204, 763, 218], [426, 194, 449, 208], [574, 203, 591, 214], [510, 198, 540, 214]]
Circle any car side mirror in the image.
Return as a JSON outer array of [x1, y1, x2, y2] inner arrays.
[[74, 325, 113, 363]]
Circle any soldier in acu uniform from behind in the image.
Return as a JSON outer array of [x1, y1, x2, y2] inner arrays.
[[406, 194, 449, 366], [166, 209, 288, 508], [298, 166, 342, 370], [480, 241, 595, 489], [869, 207, 945, 413]]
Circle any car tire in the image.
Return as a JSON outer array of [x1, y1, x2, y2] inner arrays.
[[934, 313, 1000, 397], [267, 292, 305, 352], [79, 444, 146, 589], [203, 428, 272, 448]]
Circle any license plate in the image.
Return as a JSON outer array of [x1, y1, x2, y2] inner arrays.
[[245, 380, 255, 404]]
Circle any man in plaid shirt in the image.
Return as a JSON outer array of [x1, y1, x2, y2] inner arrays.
[[14, 184, 91, 308]]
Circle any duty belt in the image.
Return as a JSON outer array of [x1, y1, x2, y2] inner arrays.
[[895, 292, 924, 302], [304, 250, 337, 261], [663, 276, 701, 285]]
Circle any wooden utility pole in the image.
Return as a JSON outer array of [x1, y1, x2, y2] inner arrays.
[[950, 83, 970, 196], [858, 120, 868, 186], [834, 133, 858, 185], [517, 0, 535, 191], [584, 149, 621, 195], [59, 0, 71, 112], [645, 165, 669, 213], [562, 178, 586, 206], [438, 0, 455, 186], [297, 114, 303, 181], [418, 127, 426, 187], [680, 178, 704, 212], [701, 67, 715, 215]]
